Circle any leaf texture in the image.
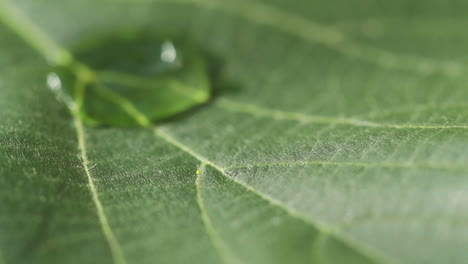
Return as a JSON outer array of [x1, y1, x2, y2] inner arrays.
[[1, 0, 468, 263]]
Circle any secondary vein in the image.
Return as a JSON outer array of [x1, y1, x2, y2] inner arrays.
[[64, 67, 468, 130], [224, 160, 466, 173], [73, 115, 128, 264], [195, 163, 240, 264], [216, 98, 468, 130]]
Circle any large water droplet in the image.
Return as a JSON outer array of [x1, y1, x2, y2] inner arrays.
[[47, 32, 212, 126]]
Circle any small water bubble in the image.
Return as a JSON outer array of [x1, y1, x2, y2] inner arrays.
[[46, 71, 76, 111], [161, 41, 177, 63], [47, 72, 62, 91]]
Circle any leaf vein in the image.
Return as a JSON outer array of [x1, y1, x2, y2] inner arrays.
[[224, 160, 466, 173], [74, 115, 127, 264], [195, 163, 241, 264], [216, 98, 468, 129]]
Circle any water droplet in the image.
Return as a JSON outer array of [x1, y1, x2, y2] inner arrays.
[[46, 71, 76, 111], [46, 72, 61, 91], [161, 41, 177, 63], [49, 32, 213, 126]]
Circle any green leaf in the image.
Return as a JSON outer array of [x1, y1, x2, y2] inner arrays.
[[1, 0, 468, 264]]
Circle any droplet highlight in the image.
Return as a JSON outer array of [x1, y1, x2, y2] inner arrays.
[[46, 71, 76, 111]]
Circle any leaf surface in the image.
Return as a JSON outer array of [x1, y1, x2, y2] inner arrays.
[[1, 0, 468, 264]]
